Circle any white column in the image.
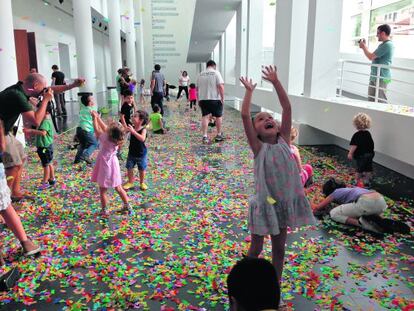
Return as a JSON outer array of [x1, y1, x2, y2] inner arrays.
[[274, 0, 308, 95], [235, 0, 248, 79], [73, 0, 96, 93], [125, 0, 136, 75], [108, 0, 122, 85], [134, 0, 145, 79], [304, 0, 343, 98], [219, 35, 225, 75], [246, 0, 263, 83], [0, 0, 18, 90]]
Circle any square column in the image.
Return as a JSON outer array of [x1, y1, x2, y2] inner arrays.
[[274, 0, 309, 95], [304, 0, 343, 98]]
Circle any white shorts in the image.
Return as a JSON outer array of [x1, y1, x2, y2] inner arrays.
[[0, 163, 11, 211]]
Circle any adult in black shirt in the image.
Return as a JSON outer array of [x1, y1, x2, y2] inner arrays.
[[51, 65, 66, 116]]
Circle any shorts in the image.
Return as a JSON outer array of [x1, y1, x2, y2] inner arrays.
[[37, 145, 54, 167], [355, 152, 374, 173], [126, 153, 147, 171], [2, 133, 26, 169], [199, 100, 223, 117], [0, 163, 11, 211]]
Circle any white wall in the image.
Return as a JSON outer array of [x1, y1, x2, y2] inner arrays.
[[225, 13, 237, 85], [225, 83, 414, 178], [141, 0, 198, 85], [11, 0, 111, 97]]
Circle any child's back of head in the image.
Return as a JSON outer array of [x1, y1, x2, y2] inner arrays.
[[322, 177, 346, 197], [189, 83, 196, 89], [152, 105, 160, 114], [108, 125, 124, 146], [227, 257, 280, 311]]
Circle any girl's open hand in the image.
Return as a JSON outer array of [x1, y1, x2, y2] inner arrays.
[[262, 65, 279, 84], [239, 77, 257, 92]]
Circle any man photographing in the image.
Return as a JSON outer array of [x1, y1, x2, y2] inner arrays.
[[359, 24, 394, 103]]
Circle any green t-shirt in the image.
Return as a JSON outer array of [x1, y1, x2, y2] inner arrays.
[[0, 82, 33, 133], [371, 40, 394, 83], [78, 105, 97, 132], [150, 112, 163, 131], [35, 118, 53, 148]]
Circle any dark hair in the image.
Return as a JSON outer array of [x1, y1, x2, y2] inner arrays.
[[117, 68, 123, 74], [206, 60, 216, 67], [123, 89, 133, 97], [189, 83, 196, 89], [108, 126, 124, 145], [154, 64, 161, 71], [80, 95, 91, 106], [182, 71, 188, 76], [136, 110, 149, 126], [322, 178, 346, 197], [152, 105, 160, 113], [377, 24, 391, 36], [140, 79, 145, 85], [52, 65, 59, 70], [227, 257, 280, 310]]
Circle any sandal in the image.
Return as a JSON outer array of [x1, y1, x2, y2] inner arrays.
[[20, 239, 41, 257]]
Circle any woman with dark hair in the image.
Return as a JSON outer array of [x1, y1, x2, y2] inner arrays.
[[177, 70, 190, 102], [312, 177, 386, 233]]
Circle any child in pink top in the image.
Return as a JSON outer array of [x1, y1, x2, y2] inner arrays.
[[189, 83, 197, 111]]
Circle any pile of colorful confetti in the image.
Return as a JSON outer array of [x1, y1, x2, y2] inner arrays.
[[0, 102, 412, 310]]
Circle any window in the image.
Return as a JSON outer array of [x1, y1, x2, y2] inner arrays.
[[341, 0, 414, 58]]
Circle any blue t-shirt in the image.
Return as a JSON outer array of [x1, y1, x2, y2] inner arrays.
[[371, 40, 394, 83], [331, 187, 372, 204]]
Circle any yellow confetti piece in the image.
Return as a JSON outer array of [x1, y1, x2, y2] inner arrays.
[[267, 196, 277, 205]]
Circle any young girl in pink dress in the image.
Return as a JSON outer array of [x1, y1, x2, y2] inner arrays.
[[90, 111, 132, 215]]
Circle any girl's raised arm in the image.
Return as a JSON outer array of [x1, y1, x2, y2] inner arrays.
[[240, 77, 262, 156], [91, 111, 106, 138], [262, 66, 292, 145]]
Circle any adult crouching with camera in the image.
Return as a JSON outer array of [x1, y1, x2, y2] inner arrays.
[[0, 73, 84, 201]]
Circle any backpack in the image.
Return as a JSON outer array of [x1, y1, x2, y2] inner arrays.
[[364, 214, 410, 234]]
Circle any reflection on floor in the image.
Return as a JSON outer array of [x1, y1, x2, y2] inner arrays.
[[0, 100, 413, 310]]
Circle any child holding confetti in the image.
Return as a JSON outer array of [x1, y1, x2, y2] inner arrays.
[[90, 111, 132, 215], [239, 66, 315, 306]]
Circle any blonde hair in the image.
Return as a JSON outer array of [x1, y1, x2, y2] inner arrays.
[[290, 127, 299, 142], [353, 113, 372, 130]]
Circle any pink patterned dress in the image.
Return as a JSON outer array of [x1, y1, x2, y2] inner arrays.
[[91, 133, 122, 188]]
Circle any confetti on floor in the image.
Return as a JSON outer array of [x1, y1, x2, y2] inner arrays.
[[0, 101, 412, 310]]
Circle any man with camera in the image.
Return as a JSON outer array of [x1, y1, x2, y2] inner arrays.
[[359, 24, 394, 103], [0, 73, 84, 200]]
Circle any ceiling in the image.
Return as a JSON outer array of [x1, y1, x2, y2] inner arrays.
[[187, 0, 241, 63]]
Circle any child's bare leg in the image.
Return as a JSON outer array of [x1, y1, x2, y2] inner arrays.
[[270, 228, 287, 285], [127, 169, 135, 183], [247, 234, 264, 258], [43, 166, 50, 183], [49, 164, 55, 181], [139, 169, 145, 184], [0, 204, 28, 241], [114, 186, 129, 204], [99, 187, 108, 211]]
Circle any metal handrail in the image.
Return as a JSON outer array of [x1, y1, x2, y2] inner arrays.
[[337, 59, 414, 105]]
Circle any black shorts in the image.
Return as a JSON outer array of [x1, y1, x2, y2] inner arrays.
[[37, 145, 54, 167], [355, 152, 374, 173], [199, 100, 223, 117]]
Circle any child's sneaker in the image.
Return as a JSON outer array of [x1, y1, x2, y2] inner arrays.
[[38, 183, 50, 190], [214, 133, 224, 142], [48, 179, 56, 186], [20, 239, 41, 257], [123, 182, 134, 190], [100, 208, 110, 217], [140, 183, 148, 191], [202, 136, 209, 144], [122, 203, 135, 215]]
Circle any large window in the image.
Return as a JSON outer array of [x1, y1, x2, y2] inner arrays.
[[341, 0, 414, 58]]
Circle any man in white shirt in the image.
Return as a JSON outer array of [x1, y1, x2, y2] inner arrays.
[[196, 60, 225, 143]]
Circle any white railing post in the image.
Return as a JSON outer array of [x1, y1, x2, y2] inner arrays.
[[339, 60, 345, 97], [374, 64, 380, 103]]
